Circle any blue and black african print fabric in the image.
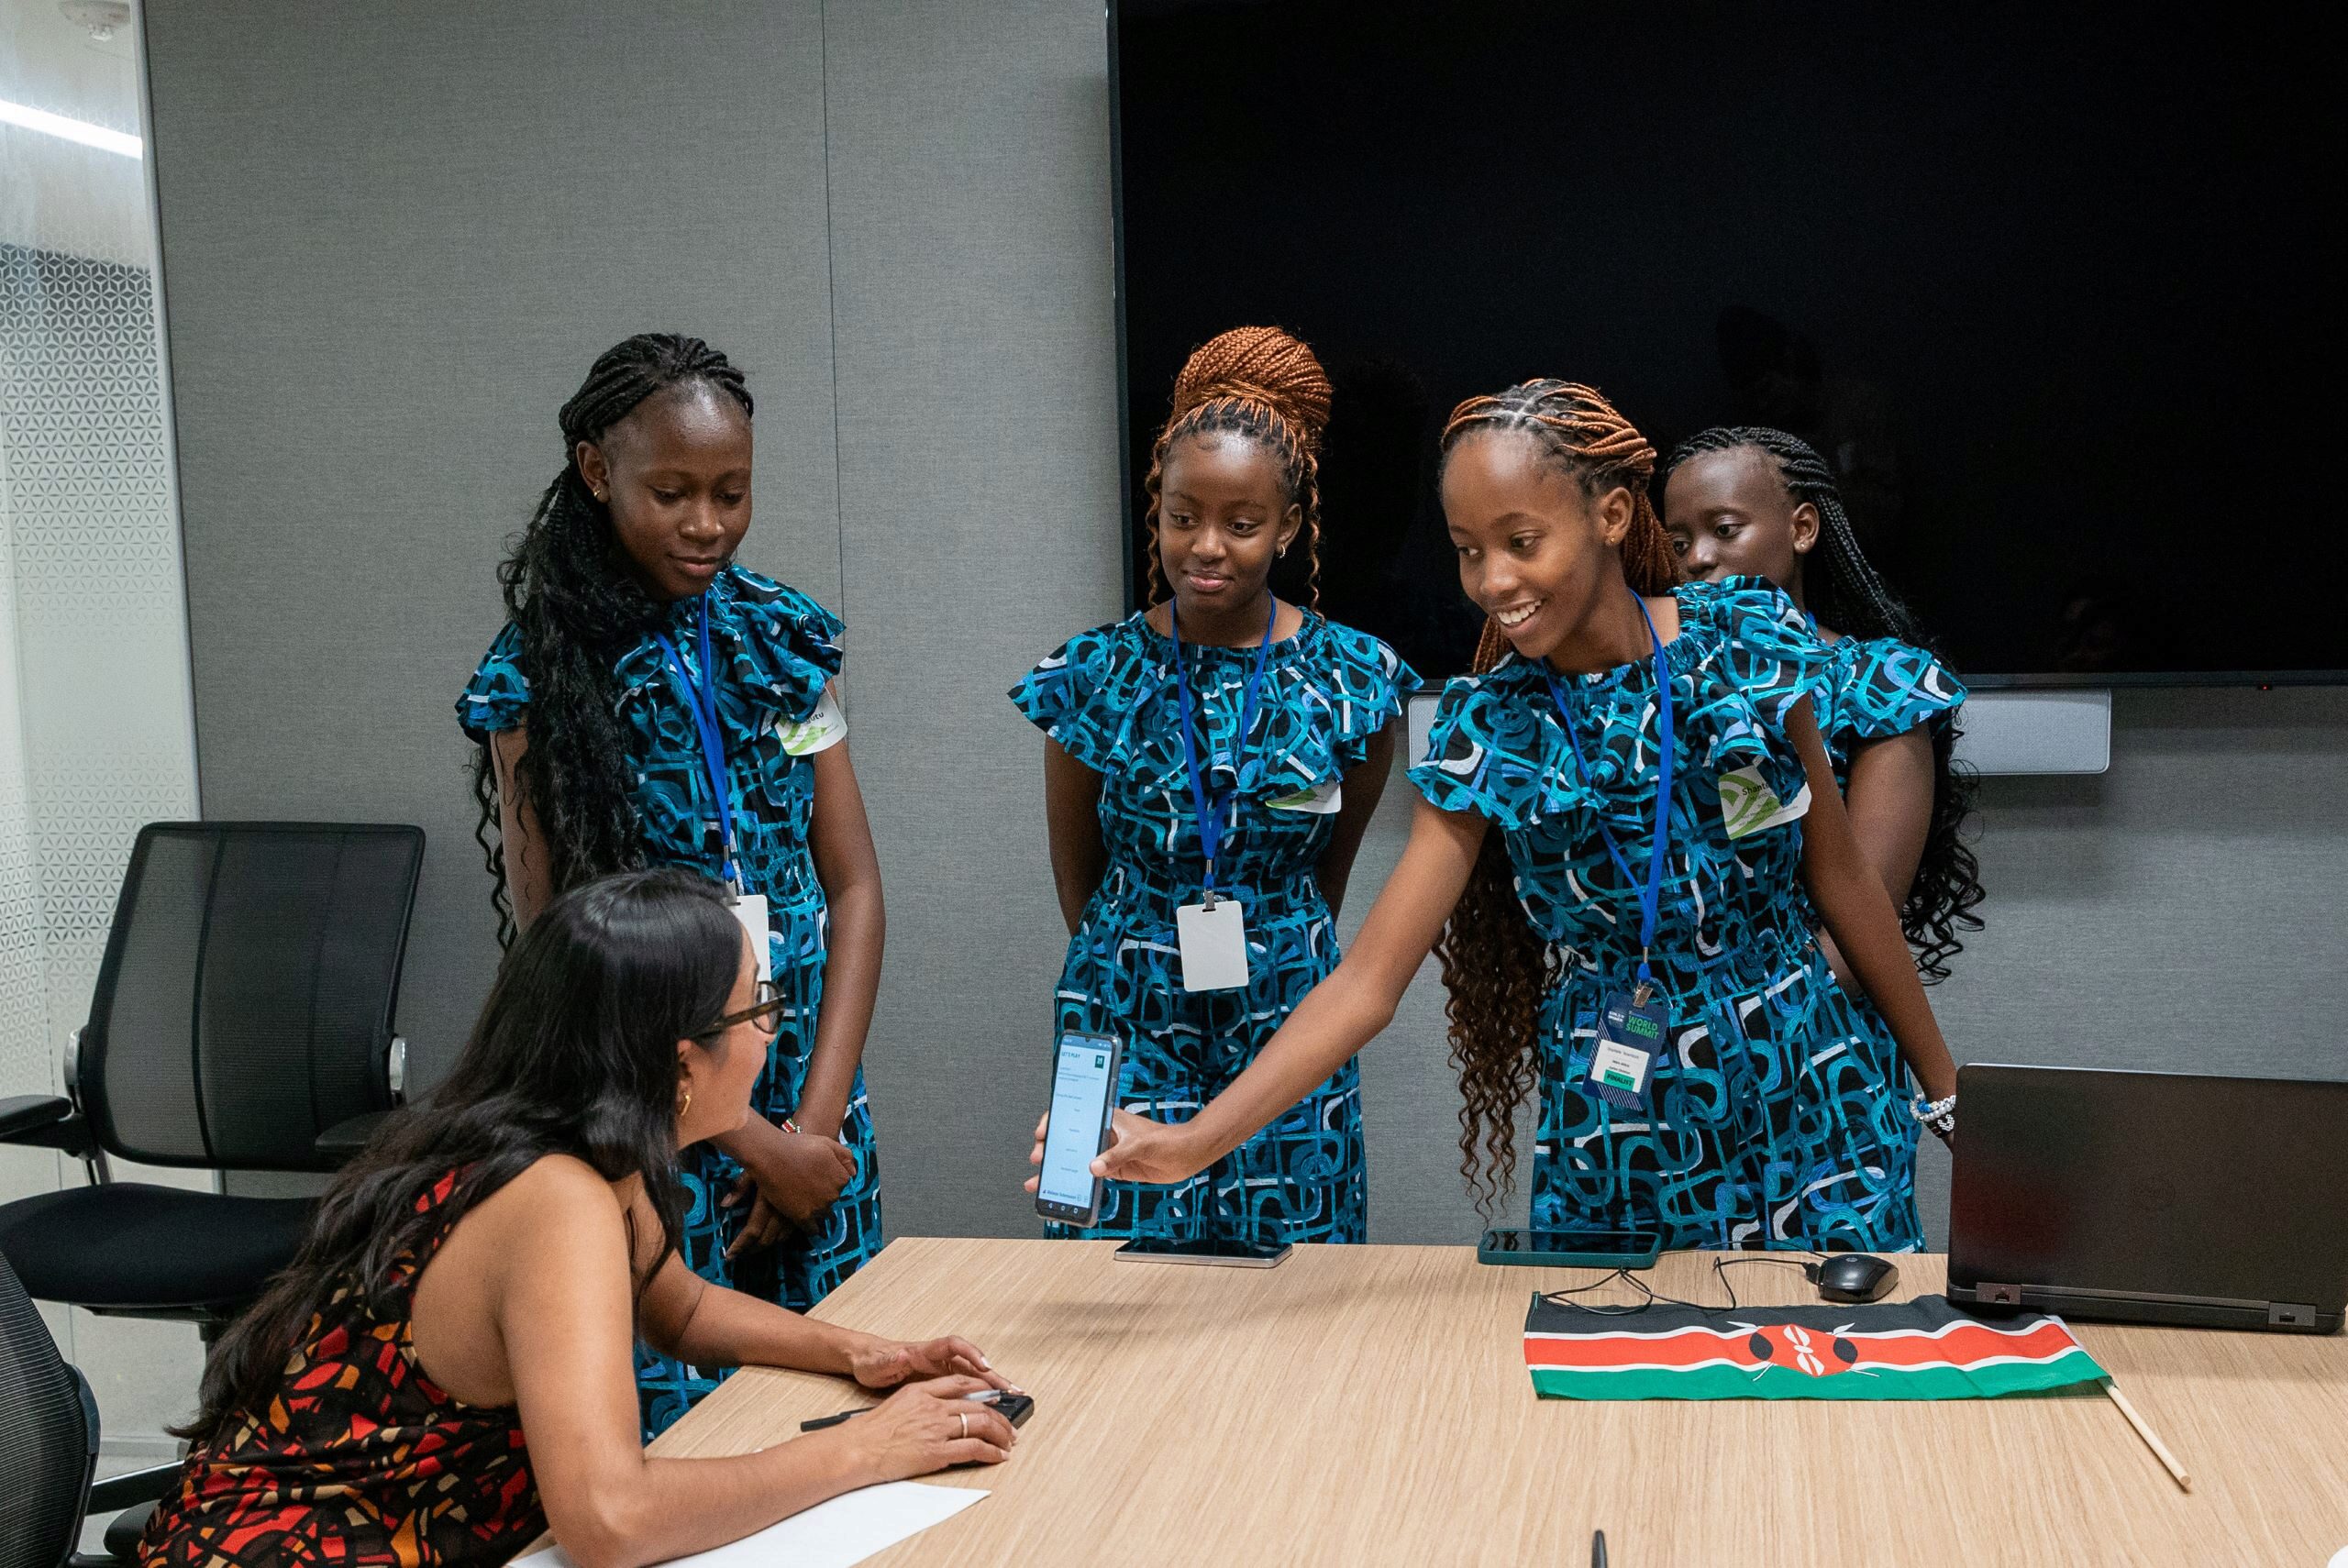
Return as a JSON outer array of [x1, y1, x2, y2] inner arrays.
[[1815, 635, 1966, 781], [1012, 608, 1418, 1248], [459, 565, 883, 1435], [1410, 577, 1922, 1253]]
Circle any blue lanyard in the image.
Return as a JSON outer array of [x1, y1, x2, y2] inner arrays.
[[651, 594, 741, 890], [1541, 592, 1675, 989], [1169, 602, 1277, 899]]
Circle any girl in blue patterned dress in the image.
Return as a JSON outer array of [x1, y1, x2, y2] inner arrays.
[[1078, 381, 1960, 1253], [1661, 426, 1982, 988], [1013, 326, 1417, 1247], [457, 335, 886, 1432]]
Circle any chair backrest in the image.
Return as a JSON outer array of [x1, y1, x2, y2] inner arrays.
[[0, 1253, 96, 1568], [81, 823, 426, 1171]]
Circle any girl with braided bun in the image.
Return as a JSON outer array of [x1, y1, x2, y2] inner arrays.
[[1661, 426, 1982, 986], [458, 333, 885, 1433], [1012, 326, 1418, 1247], [1069, 379, 1959, 1253]]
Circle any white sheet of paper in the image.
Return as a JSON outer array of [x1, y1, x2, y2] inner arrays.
[[511, 1482, 985, 1568]]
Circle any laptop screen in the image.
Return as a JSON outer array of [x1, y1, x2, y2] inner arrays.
[[1948, 1065, 2348, 1309]]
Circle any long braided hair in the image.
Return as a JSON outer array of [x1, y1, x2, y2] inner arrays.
[[1665, 425, 1984, 981], [1434, 381, 1679, 1209], [471, 334, 754, 945], [1141, 326, 1333, 609]]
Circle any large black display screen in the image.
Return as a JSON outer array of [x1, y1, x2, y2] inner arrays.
[[1112, 1, 2340, 684]]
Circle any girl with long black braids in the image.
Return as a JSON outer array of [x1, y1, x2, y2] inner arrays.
[[458, 334, 885, 1434], [1054, 380, 1961, 1252], [1661, 426, 1982, 985]]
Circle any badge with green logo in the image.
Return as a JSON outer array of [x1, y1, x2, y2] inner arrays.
[[1718, 766, 1811, 839]]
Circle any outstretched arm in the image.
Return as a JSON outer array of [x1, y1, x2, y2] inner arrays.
[[1790, 701, 1959, 1109], [1030, 798, 1486, 1187]]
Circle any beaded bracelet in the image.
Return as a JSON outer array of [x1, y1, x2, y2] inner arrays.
[[1909, 1092, 1957, 1136]]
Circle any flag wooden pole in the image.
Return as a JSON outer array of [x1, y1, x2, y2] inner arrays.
[[2104, 1379, 2190, 1493]]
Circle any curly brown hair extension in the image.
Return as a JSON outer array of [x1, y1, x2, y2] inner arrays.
[[1434, 380, 1679, 1209], [1141, 326, 1334, 609]]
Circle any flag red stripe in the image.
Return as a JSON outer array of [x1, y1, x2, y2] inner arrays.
[[1524, 1320, 2081, 1371]]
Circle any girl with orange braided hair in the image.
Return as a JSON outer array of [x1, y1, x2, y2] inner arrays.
[[1074, 379, 1960, 1253], [1011, 326, 1418, 1248]]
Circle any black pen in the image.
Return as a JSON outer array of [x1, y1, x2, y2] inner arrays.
[[1591, 1528, 1608, 1568]]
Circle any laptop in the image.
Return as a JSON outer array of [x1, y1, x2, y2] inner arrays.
[[1946, 1064, 2348, 1333]]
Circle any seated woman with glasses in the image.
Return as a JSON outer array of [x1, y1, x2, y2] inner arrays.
[[140, 869, 1018, 1568]]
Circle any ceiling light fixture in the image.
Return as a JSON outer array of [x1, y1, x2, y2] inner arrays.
[[0, 97, 141, 158]]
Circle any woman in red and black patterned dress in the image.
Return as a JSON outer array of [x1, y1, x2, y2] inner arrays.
[[141, 870, 1020, 1568]]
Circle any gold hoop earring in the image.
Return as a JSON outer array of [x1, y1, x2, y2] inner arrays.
[[677, 1088, 692, 1121]]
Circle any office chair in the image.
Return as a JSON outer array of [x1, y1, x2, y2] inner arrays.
[[0, 1253, 180, 1568], [0, 823, 425, 1330]]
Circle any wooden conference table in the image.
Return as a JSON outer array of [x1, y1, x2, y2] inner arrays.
[[637, 1239, 2348, 1568]]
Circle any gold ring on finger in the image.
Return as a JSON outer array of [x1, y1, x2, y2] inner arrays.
[[958, 1412, 969, 1440]]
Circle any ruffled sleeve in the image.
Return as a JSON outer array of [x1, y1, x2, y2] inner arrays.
[[1008, 622, 1138, 777], [1822, 636, 1966, 749], [705, 569, 842, 728], [457, 622, 529, 743], [1672, 576, 1835, 838], [1256, 619, 1421, 793], [1673, 576, 1833, 729], [610, 568, 844, 748], [1407, 663, 1593, 831]]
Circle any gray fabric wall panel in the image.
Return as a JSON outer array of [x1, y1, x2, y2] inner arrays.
[[817, 0, 1125, 1238], [144, 1, 843, 1080]]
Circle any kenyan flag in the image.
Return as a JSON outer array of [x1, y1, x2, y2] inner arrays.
[[1524, 1293, 2107, 1400]]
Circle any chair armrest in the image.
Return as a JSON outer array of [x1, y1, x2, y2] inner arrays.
[[315, 1110, 391, 1164], [0, 1094, 88, 1153], [87, 1461, 183, 1513]]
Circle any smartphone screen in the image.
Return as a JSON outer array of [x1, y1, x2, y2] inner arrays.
[[1036, 1034, 1119, 1213]]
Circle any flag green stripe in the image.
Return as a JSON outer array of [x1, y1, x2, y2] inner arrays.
[[1530, 1350, 2105, 1402]]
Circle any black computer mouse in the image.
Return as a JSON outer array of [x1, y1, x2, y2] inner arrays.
[[1813, 1253, 1899, 1303]]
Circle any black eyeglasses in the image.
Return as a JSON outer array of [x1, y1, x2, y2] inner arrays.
[[701, 979, 785, 1038]]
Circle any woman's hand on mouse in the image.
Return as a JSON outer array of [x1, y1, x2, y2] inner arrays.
[[814, 1376, 1016, 1482]]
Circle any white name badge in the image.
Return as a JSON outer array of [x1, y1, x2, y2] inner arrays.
[[730, 892, 771, 981], [1175, 898, 1249, 992]]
